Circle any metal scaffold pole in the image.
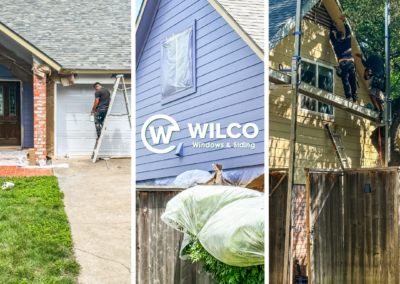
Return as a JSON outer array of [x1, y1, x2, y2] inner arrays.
[[283, 0, 302, 283], [384, 2, 391, 167]]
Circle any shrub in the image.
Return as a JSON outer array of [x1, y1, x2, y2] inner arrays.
[[188, 239, 264, 284]]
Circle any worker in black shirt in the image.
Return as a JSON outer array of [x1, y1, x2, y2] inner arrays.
[[356, 53, 385, 112], [330, 15, 357, 103], [91, 82, 111, 139]]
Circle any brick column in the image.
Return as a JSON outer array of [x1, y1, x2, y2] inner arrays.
[[33, 74, 46, 161]]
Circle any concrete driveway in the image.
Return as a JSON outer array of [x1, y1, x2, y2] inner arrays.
[[53, 157, 131, 284]]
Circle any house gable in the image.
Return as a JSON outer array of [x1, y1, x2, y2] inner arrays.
[[136, 0, 264, 181], [269, 15, 379, 183]]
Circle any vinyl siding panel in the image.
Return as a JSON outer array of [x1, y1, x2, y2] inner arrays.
[[269, 20, 380, 184], [136, 0, 264, 181]]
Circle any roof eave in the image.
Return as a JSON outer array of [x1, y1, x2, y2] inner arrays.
[[269, 0, 320, 50], [207, 0, 264, 61], [0, 22, 62, 71], [71, 69, 131, 74]]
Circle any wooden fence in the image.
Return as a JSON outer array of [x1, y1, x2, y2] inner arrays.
[[269, 169, 288, 284], [136, 185, 215, 284], [307, 169, 343, 284], [307, 167, 400, 284]]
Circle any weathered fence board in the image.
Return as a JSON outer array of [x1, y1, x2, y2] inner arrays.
[[136, 187, 215, 284], [307, 167, 400, 284], [343, 169, 399, 284], [308, 170, 343, 284], [269, 170, 288, 284]]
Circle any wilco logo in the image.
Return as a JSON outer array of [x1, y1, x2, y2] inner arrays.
[[141, 115, 259, 154], [141, 114, 181, 154]]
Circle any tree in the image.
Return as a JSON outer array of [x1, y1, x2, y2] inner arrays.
[[341, 0, 400, 164]]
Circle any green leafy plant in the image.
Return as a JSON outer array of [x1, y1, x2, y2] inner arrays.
[[188, 239, 264, 284]]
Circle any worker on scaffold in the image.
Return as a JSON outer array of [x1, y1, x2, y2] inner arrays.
[[330, 15, 358, 103]]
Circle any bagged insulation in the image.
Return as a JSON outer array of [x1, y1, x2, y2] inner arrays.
[[198, 196, 265, 267], [161, 185, 262, 236]]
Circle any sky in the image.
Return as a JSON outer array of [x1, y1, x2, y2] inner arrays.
[[136, 0, 144, 20]]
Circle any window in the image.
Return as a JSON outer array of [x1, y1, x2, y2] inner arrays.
[[9, 86, 16, 115], [161, 23, 196, 103], [300, 61, 334, 115]]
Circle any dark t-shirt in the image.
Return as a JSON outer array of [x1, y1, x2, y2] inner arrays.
[[95, 88, 110, 111], [330, 24, 353, 61], [362, 55, 385, 76]]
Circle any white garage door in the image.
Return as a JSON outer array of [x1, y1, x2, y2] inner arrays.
[[56, 84, 131, 156]]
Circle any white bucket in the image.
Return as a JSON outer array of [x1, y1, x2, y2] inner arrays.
[[90, 114, 94, 122]]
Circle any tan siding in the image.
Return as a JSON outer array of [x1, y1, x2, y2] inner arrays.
[[269, 20, 380, 183]]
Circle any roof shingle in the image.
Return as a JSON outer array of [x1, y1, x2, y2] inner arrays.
[[216, 0, 264, 52], [269, 0, 308, 47], [0, 0, 131, 70]]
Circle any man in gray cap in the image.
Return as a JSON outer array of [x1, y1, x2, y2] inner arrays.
[[91, 82, 110, 139]]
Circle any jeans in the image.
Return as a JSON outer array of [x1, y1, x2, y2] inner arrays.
[[94, 109, 107, 138], [339, 60, 357, 101]]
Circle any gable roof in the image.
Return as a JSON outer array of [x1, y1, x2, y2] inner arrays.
[[0, 0, 131, 71], [135, 0, 264, 65], [208, 0, 264, 59], [269, 0, 318, 50]]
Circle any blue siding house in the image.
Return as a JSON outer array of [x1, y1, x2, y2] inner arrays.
[[136, 0, 264, 183], [0, 1, 131, 159]]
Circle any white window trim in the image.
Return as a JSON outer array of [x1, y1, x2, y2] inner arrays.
[[300, 58, 335, 117]]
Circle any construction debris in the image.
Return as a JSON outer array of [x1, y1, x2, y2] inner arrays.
[[2, 182, 14, 190]]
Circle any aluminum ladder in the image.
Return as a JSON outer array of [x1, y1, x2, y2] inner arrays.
[[91, 75, 131, 163], [325, 124, 350, 170]]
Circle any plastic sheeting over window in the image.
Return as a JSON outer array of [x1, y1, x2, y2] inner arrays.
[[161, 26, 193, 98]]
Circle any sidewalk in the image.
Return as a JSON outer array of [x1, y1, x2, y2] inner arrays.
[[53, 157, 131, 284]]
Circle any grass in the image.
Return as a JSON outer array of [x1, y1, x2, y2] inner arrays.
[[0, 176, 79, 283]]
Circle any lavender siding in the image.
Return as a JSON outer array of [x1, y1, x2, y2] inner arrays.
[[0, 65, 34, 148], [22, 84, 34, 148], [136, 0, 264, 181]]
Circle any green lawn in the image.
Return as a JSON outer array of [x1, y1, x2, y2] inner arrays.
[[0, 176, 79, 283]]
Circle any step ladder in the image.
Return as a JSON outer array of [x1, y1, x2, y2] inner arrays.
[[325, 124, 350, 170], [91, 75, 131, 163]]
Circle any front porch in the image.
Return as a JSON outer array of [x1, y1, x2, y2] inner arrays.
[[0, 31, 55, 161]]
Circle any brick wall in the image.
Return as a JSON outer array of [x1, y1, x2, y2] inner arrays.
[[292, 184, 307, 277], [33, 75, 46, 160]]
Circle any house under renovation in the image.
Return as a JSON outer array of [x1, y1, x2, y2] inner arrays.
[[269, 0, 383, 279], [0, 1, 131, 160], [136, 0, 264, 184]]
